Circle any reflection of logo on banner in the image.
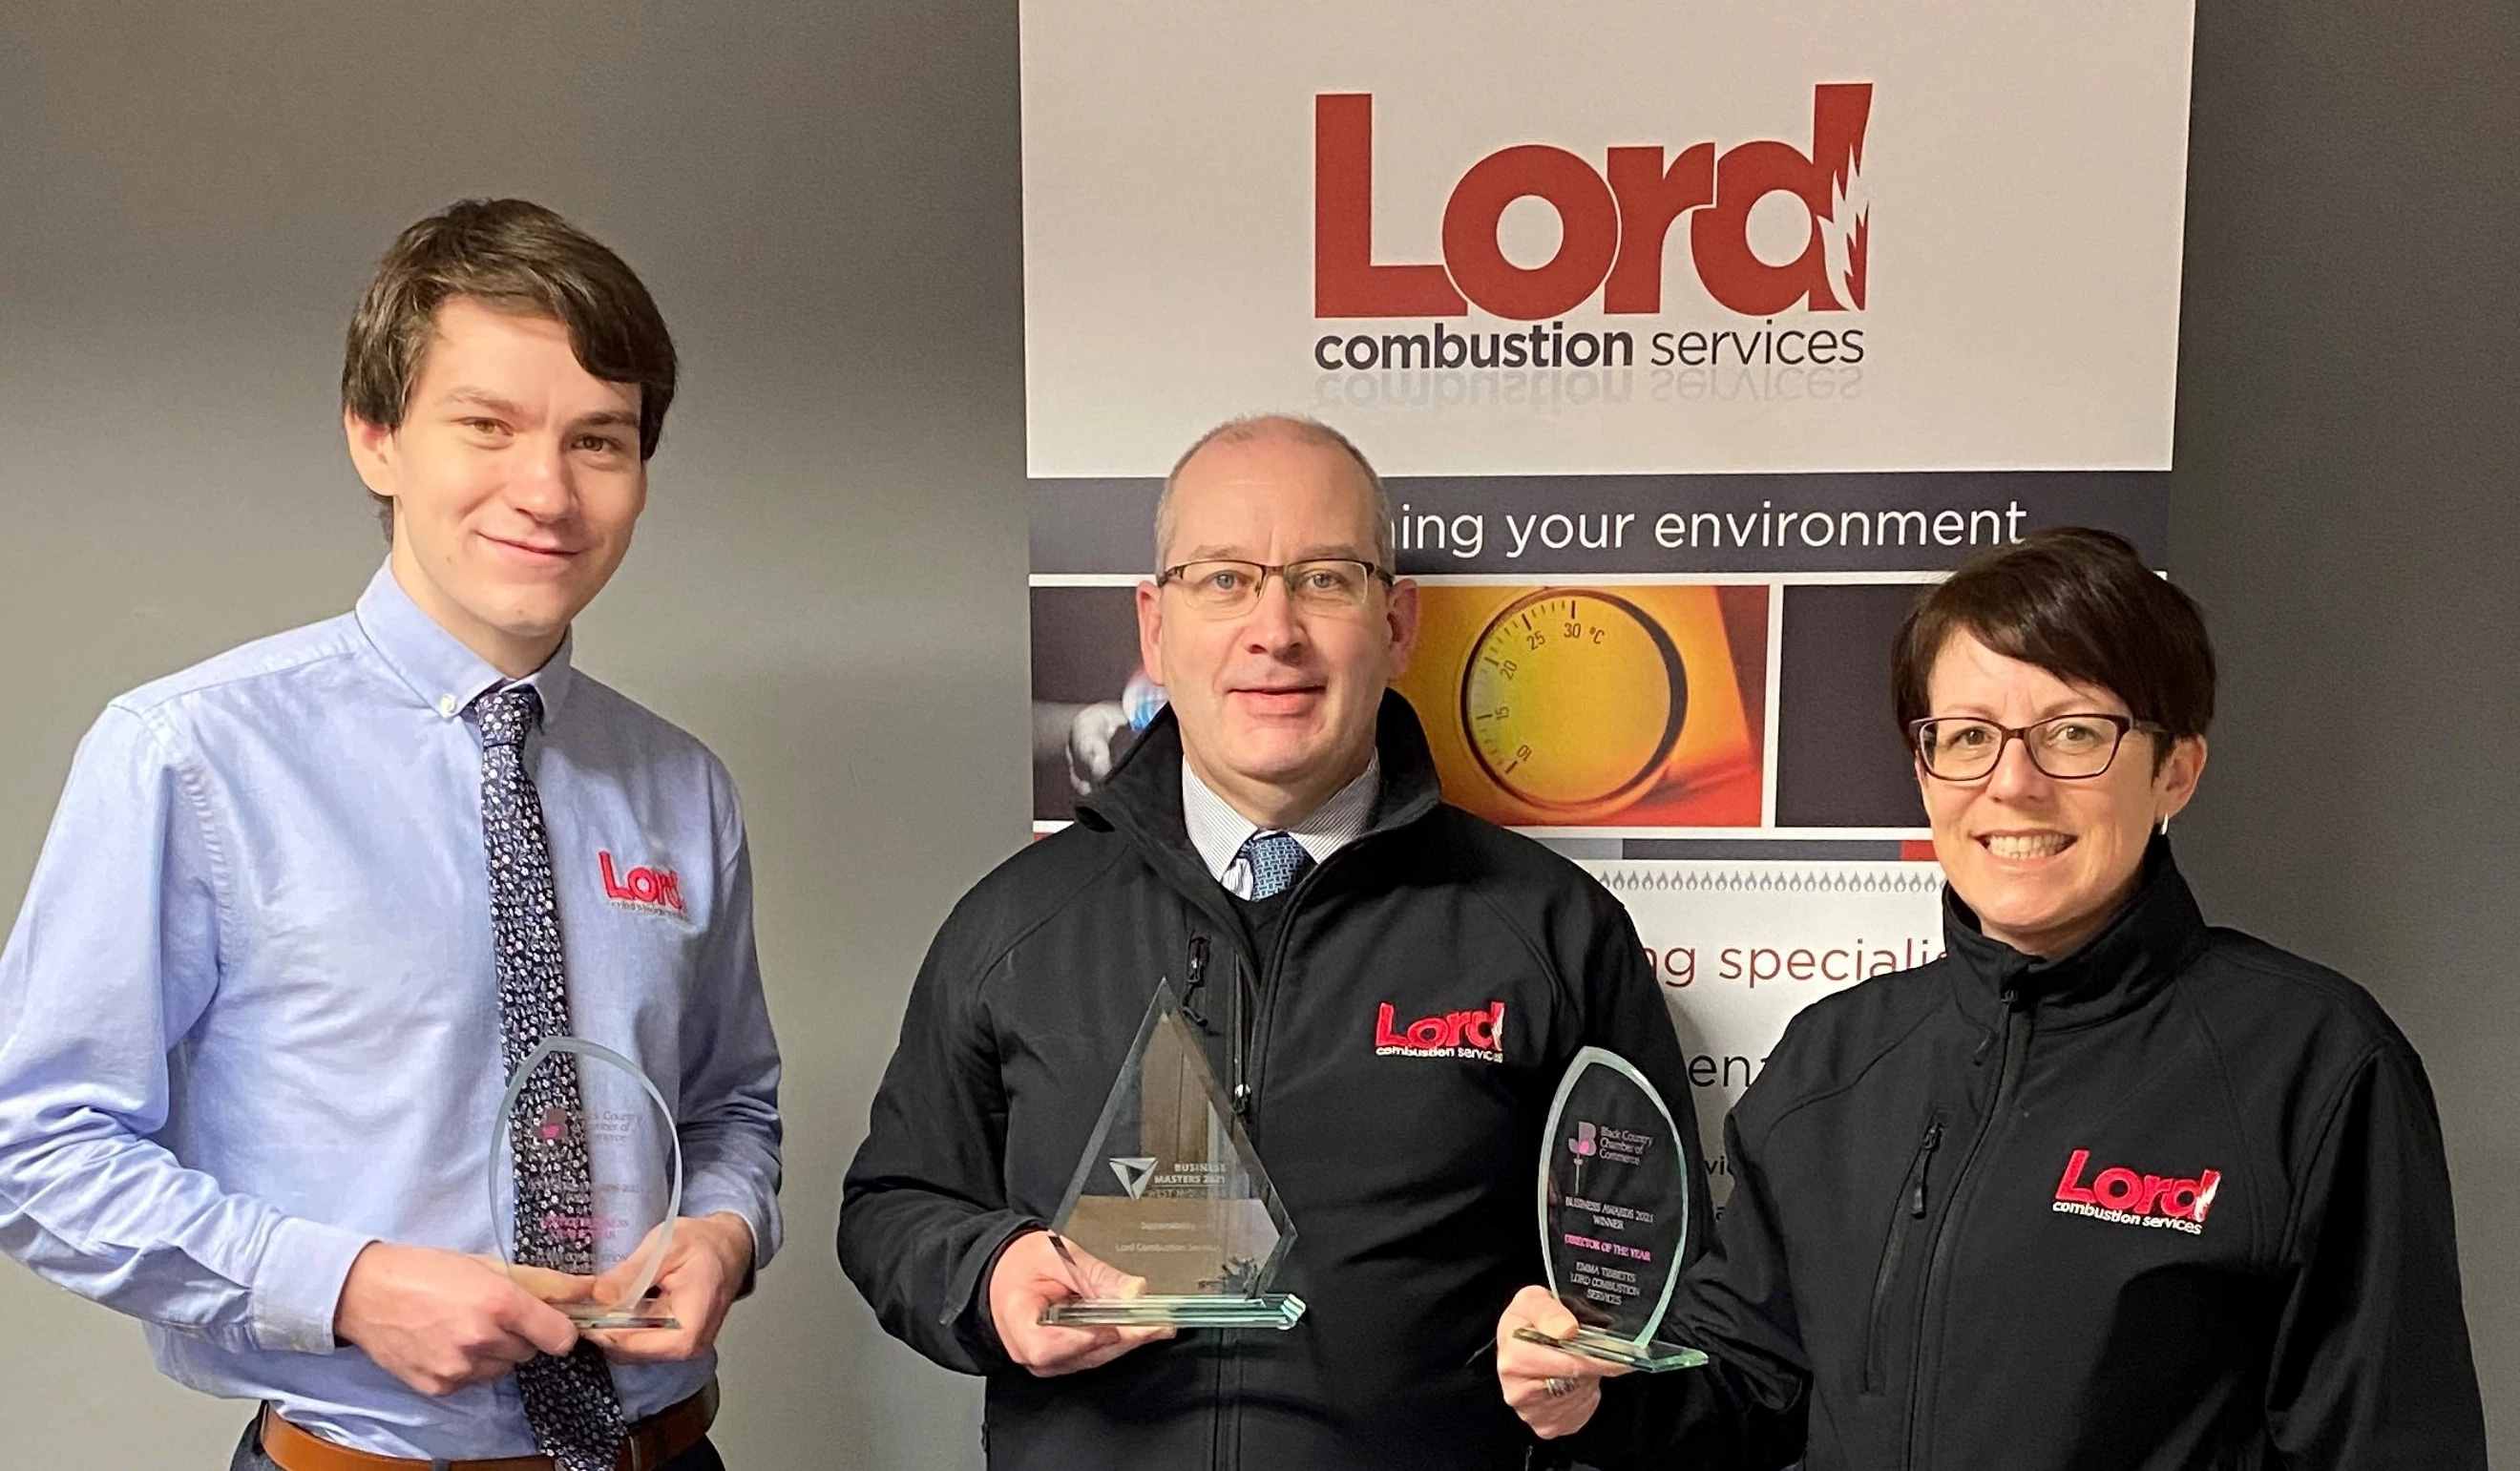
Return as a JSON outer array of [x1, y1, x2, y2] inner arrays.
[[1374, 1000, 1508, 1061], [1315, 85, 1872, 321], [1109, 1157, 1159, 1197], [2050, 1147, 2221, 1235]]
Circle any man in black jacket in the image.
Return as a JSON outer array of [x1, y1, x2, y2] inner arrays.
[[840, 415, 1706, 1469]]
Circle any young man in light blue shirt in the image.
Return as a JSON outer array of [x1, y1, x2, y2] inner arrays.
[[0, 200, 780, 1471]]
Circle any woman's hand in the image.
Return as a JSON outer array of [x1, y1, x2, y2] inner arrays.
[[1496, 1285, 1628, 1439]]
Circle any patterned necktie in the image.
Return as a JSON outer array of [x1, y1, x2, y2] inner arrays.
[[478, 686, 626, 1471], [1239, 830, 1313, 900]]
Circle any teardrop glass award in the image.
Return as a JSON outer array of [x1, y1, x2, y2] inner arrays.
[[1513, 1046, 1707, 1371], [490, 1036, 684, 1330]]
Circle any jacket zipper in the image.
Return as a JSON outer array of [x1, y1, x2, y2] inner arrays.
[[1217, 844, 1354, 1471], [1228, 944, 1253, 1114], [1233, 838, 1367, 1116], [1198, 869, 1320, 1468], [1861, 1114, 1943, 1394], [1183, 935, 1213, 1030], [1901, 990, 2034, 1468]]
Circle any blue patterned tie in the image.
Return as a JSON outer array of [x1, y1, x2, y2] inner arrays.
[[478, 686, 625, 1471], [1239, 830, 1313, 900]]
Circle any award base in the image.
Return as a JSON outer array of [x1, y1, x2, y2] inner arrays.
[[504, 1263, 680, 1331], [564, 1304, 681, 1331], [1041, 1293, 1307, 1330], [1515, 1326, 1708, 1373]]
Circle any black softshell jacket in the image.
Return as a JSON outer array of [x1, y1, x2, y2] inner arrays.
[[839, 695, 1710, 1470], [1575, 843, 2488, 1471]]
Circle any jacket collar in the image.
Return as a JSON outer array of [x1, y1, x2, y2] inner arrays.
[[1075, 689, 1445, 914], [1942, 835, 2211, 1031]]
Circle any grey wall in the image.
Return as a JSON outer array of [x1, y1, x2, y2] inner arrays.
[[0, 5, 1018, 1464], [2170, 1, 2519, 1457], [0, 2, 2509, 1465]]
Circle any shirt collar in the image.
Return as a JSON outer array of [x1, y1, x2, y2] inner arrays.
[[1180, 753, 1382, 886], [353, 561, 577, 726]]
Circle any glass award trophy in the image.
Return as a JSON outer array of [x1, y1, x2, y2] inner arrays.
[[1512, 1046, 1707, 1371], [1038, 982, 1306, 1330], [490, 1036, 684, 1330]]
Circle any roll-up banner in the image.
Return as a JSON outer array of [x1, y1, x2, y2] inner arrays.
[[1022, 1, 2194, 1203]]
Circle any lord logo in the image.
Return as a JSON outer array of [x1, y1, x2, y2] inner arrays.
[[2051, 1147, 2223, 1235], [1375, 1000, 1508, 1062], [1315, 84, 1872, 321], [598, 851, 686, 916]]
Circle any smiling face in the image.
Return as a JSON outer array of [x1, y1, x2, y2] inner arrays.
[[347, 297, 647, 676], [1919, 629, 2206, 958], [1135, 430, 1418, 828]]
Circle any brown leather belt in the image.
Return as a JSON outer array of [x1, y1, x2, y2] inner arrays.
[[258, 1381, 717, 1471]]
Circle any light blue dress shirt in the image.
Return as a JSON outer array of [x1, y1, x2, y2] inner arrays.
[[1179, 755, 1380, 897], [0, 565, 783, 1459]]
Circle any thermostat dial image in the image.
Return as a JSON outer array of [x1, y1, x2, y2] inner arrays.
[[1460, 590, 1689, 813], [1392, 581, 1762, 829]]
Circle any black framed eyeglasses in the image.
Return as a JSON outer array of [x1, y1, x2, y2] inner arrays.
[[1908, 712, 2168, 782], [1156, 557, 1394, 617]]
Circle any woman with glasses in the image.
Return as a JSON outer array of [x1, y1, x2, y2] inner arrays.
[[1494, 529, 2486, 1469]]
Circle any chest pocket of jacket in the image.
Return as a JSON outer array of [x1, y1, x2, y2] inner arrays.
[[1249, 948, 1554, 1211]]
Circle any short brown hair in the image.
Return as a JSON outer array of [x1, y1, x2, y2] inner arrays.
[[343, 199, 677, 529], [1892, 528, 2216, 756]]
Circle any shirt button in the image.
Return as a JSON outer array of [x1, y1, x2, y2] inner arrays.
[[437, 694, 460, 718]]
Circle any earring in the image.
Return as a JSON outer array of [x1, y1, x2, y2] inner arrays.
[[2157, 814, 2172, 836]]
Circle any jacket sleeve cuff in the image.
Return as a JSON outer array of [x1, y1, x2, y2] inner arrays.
[[250, 1217, 377, 1355], [1558, 1373, 1664, 1470], [946, 1215, 1045, 1361]]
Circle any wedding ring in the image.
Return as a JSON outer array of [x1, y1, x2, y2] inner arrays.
[[1544, 1376, 1575, 1398]]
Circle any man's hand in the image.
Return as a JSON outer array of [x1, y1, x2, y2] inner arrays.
[[987, 1229, 1174, 1376], [585, 1212, 757, 1364], [334, 1242, 580, 1397], [1497, 1285, 1627, 1439]]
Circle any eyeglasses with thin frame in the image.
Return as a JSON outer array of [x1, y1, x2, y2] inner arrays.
[[1156, 557, 1394, 617], [1908, 712, 2168, 783]]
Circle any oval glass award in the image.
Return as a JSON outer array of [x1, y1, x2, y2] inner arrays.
[[1512, 1046, 1707, 1372], [490, 1035, 683, 1330]]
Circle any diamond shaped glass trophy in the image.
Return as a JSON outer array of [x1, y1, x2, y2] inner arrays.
[[1512, 1046, 1707, 1371], [1038, 982, 1306, 1330], [490, 1036, 684, 1330]]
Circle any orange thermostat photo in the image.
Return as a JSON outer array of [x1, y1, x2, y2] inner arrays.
[[1393, 583, 1765, 828]]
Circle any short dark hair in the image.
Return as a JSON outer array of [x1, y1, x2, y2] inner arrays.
[[342, 199, 678, 531], [1892, 528, 2216, 758]]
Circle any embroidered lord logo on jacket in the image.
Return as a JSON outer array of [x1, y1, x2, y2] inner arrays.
[[598, 851, 687, 917], [2051, 1148, 2222, 1234], [1375, 1001, 1507, 1062]]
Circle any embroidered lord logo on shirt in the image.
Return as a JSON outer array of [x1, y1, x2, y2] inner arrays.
[[2051, 1147, 2222, 1234], [1375, 1000, 1507, 1062], [598, 851, 687, 916]]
